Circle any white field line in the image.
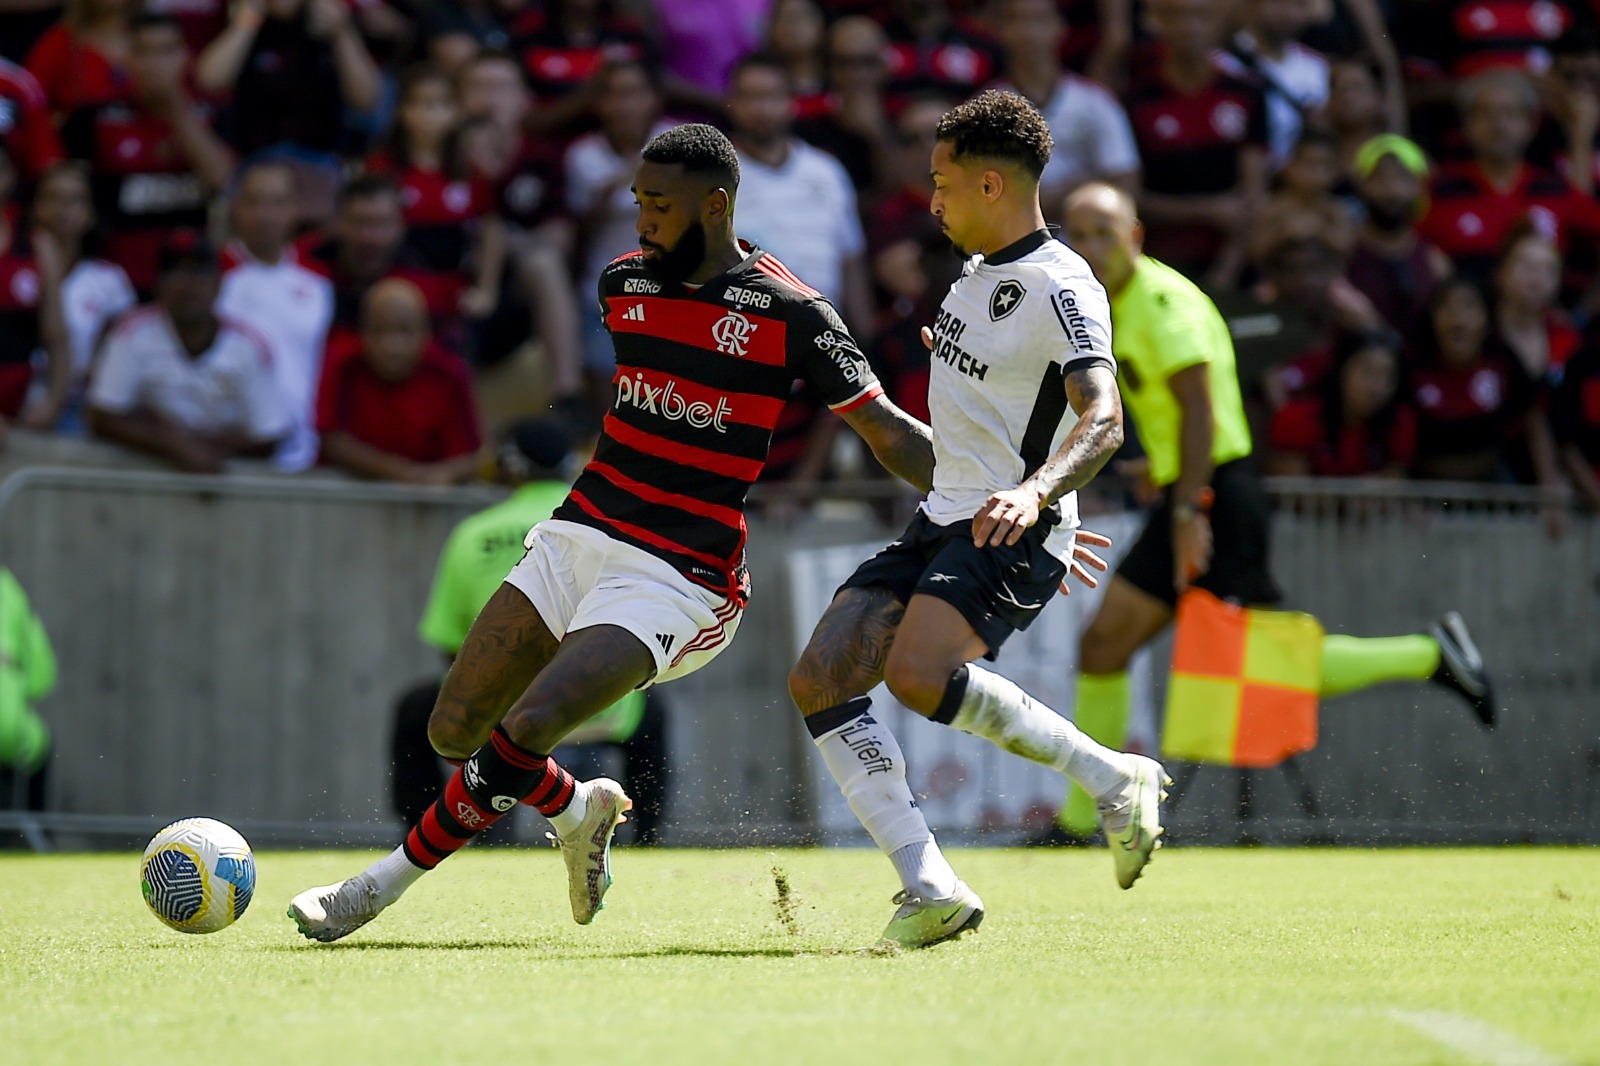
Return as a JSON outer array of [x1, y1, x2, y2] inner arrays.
[[1390, 1010, 1576, 1066]]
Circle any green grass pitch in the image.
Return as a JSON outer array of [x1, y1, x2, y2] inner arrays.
[[2, 848, 1597, 1065]]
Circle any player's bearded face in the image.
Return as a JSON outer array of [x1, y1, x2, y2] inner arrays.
[[641, 217, 708, 283]]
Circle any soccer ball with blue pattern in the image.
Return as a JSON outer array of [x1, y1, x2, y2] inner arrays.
[[140, 818, 255, 934]]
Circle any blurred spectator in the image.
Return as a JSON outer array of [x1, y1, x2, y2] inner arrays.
[[867, 95, 947, 311], [879, 0, 1000, 106], [1405, 277, 1549, 483], [416, 0, 517, 77], [1226, 232, 1381, 417], [1493, 225, 1578, 485], [0, 146, 69, 429], [1050, 0, 1134, 89], [869, 228, 960, 426], [1223, 0, 1329, 170], [88, 231, 289, 473], [1346, 134, 1452, 339], [1494, 224, 1578, 396], [1125, 0, 1270, 287], [367, 64, 504, 322], [60, 14, 234, 295], [1533, 27, 1600, 197], [1252, 129, 1356, 263], [25, 0, 134, 119], [299, 174, 464, 340], [217, 159, 334, 472], [0, 57, 64, 183], [315, 278, 483, 485], [727, 53, 871, 329], [795, 16, 897, 197], [652, 0, 774, 103], [1265, 330, 1416, 476], [768, 0, 828, 110], [1419, 69, 1600, 292], [1550, 328, 1600, 508], [0, 567, 55, 817], [995, 0, 1139, 216], [566, 58, 670, 404], [510, 0, 654, 135], [1326, 55, 1392, 178], [27, 160, 134, 430], [457, 51, 585, 401], [195, 0, 383, 216]]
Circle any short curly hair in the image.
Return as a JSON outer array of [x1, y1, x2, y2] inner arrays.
[[642, 123, 741, 190], [934, 89, 1053, 179]]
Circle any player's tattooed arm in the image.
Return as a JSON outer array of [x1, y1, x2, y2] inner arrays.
[[839, 395, 936, 494], [972, 363, 1124, 547]]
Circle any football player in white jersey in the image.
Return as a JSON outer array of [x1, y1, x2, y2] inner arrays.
[[788, 90, 1171, 950]]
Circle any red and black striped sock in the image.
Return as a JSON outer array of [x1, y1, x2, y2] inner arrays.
[[402, 726, 547, 870], [521, 755, 577, 816]]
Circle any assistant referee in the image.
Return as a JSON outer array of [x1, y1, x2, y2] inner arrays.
[[1052, 184, 1495, 838]]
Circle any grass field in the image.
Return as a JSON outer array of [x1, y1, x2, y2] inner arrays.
[[2, 847, 1597, 1065]]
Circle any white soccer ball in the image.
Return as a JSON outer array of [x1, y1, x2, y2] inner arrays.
[[140, 818, 256, 934]]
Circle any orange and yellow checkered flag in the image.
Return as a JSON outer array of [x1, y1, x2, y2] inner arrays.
[[1161, 589, 1324, 768]]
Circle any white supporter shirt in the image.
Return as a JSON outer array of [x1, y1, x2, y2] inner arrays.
[[217, 245, 334, 470], [1226, 36, 1329, 168], [921, 230, 1116, 564], [89, 306, 290, 441], [567, 120, 675, 299], [60, 259, 136, 384], [732, 139, 864, 305], [998, 75, 1141, 191]]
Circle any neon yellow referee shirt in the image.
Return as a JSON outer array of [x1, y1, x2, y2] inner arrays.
[[1108, 256, 1254, 488]]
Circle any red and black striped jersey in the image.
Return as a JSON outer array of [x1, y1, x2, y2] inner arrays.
[[552, 243, 883, 604]]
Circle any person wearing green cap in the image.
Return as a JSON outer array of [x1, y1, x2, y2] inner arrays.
[[1346, 133, 1453, 340], [1052, 183, 1499, 841], [0, 568, 55, 816], [389, 418, 663, 842]]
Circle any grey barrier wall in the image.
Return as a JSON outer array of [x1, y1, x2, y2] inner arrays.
[[2, 464, 1597, 847]]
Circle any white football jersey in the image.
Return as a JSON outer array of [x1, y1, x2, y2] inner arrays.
[[920, 230, 1116, 564]]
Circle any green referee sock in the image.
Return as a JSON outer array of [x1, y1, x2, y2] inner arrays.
[[1058, 672, 1131, 837], [1319, 634, 1440, 698]]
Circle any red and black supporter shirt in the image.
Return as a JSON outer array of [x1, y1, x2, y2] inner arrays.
[[508, 8, 653, 101], [0, 58, 63, 181], [1550, 336, 1600, 475], [60, 100, 213, 294], [1418, 161, 1600, 287], [366, 154, 494, 274], [1268, 396, 1419, 476], [1125, 46, 1269, 268], [297, 234, 466, 342], [880, 17, 1001, 108], [0, 249, 41, 417], [1399, 0, 1581, 79], [552, 244, 884, 603], [1407, 347, 1535, 470], [490, 136, 566, 232]]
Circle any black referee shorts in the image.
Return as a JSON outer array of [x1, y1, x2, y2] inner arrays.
[[838, 511, 1068, 657], [1116, 458, 1283, 609]]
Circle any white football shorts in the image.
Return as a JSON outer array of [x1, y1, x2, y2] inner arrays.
[[505, 518, 742, 686]]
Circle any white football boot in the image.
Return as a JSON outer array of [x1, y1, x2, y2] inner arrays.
[[1099, 754, 1172, 890], [878, 881, 985, 950], [288, 873, 385, 943], [554, 778, 632, 924]]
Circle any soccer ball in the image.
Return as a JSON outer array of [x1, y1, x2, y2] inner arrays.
[[140, 818, 256, 934]]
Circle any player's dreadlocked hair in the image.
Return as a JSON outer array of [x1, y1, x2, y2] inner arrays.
[[934, 90, 1053, 179], [641, 123, 741, 190]]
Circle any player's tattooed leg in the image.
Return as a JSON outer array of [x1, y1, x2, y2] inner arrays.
[[428, 583, 561, 760], [789, 586, 907, 714]]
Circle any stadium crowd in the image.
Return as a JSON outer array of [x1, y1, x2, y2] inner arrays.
[[3, 0, 1600, 512]]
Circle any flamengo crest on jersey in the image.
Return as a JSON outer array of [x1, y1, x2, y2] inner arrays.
[[921, 230, 1117, 565]]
